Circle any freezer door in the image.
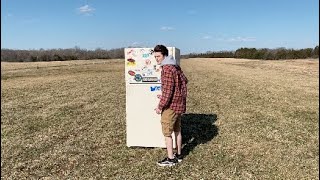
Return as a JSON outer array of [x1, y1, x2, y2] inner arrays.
[[125, 48, 161, 85], [124, 47, 180, 85]]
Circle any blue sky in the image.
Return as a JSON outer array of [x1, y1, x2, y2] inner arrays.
[[1, 0, 319, 54]]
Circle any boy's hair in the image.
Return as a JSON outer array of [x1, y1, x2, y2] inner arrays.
[[153, 45, 168, 56]]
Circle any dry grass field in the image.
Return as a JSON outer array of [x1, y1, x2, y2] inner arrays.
[[1, 58, 319, 179]]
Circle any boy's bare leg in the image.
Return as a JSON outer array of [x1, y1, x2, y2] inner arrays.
[[165, 136, 174, 159], [174, 131, 182, 155]]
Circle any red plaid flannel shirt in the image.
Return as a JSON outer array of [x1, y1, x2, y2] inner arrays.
[[158, 65, 188, 114]]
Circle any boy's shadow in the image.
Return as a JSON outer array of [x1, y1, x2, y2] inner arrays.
[[180, 113, 218, 158]]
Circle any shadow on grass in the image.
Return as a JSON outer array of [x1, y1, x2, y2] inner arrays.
[[180, 113, 218, 158]]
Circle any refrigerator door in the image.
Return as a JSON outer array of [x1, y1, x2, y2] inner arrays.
[[126, 84, 166, 147]]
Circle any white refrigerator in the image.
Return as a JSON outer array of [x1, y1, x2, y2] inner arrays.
[[125, 47, 180, 147]]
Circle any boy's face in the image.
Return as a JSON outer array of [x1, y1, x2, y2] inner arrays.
[[154, 52, 165, 65]]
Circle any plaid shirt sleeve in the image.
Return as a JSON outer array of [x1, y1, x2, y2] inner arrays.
[[158, 66, 174, 111]]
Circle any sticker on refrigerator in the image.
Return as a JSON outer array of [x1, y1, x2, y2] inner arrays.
[[145, 59, 151, 66], [128, 70, 135, 76], [126, 49, 137, 57], [142, 53, 150, 58], [142, 77, 158, 82], [150, 86, 161, 91], [134, 74, 142, 82], [127, 58, 136, 67], [142, 69, 154, 76]]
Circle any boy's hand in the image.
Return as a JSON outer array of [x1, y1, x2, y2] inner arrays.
[[154, 107, 161, 114]]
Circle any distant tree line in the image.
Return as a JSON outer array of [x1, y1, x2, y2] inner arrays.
[[1, 45, 319, 62], [182, 46, 319, 60], [1, 46, 125, 62]]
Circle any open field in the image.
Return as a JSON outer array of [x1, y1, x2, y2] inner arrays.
[[1, 58, 319, 179]]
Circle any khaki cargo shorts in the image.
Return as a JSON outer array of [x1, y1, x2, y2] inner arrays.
[[161, 108, 181, 137]]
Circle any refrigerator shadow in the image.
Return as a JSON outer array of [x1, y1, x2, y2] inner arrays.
[[180, 113, 218, 158]]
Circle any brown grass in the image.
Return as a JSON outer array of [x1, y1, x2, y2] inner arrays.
[[1, 58, 319, 179]]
